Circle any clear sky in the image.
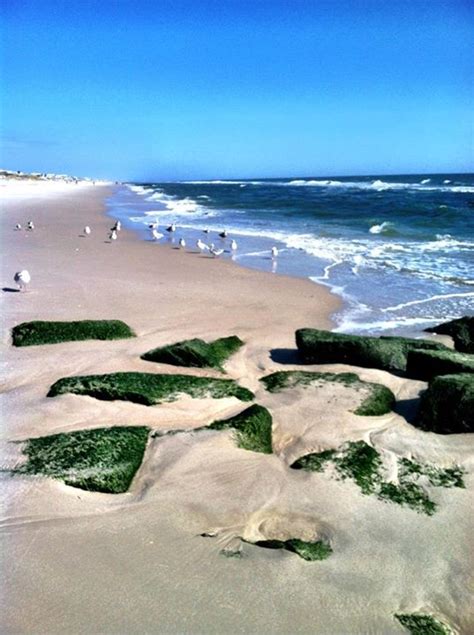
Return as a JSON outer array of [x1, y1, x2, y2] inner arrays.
[[1, 0, 473, 180]]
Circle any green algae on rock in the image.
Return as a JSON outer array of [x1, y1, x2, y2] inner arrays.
[[417, 373, 474, 434], [141, 335, 244, 370], [248, 538, 333, 561], [12, 319, 135, 346], [209, 404, 273, 453], [425, 316, 474, 354], [406, 348, 474, 381], [47, 372, 254, 405], [13, 426, 149, 493], [260, 370, 395, 416], [295, 328, 446, 373], [395, 613, 453, 635]]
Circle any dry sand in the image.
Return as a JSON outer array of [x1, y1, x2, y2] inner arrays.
[[1, 186, 473, 634]]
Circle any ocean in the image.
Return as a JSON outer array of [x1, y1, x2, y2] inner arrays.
[[107, 174, 474, 337]]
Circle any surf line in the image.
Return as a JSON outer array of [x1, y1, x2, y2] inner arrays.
[[381, 291, 474, 313]]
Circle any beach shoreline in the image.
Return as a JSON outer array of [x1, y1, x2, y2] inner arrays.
[[1, 185, 472, 635]]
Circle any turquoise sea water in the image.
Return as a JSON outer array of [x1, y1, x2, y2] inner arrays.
[[107, 174, 474, 336]]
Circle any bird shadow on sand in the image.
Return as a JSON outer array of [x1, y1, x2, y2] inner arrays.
[[2, 287, 20, 293], [269, 348, 305, 365]]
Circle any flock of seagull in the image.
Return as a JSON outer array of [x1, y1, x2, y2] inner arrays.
[[12, 217, 279, 292]]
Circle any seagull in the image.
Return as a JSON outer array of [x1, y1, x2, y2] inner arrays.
[[178, 237, 186, 249], [14, 270, 31, 291], [219, 230, 228, 239], [148, 222, 158, 230], [151, 228, 163, 240], [109, 230, 117, 241], [114, 220, 121, 231], [84, 226, 91, 236], [271, 246, 279, 258], [15, 223, 22, 230], [196, 238, 208, 252], [166, 223, 177, 233], [210, 245, 224, 257], [203, 228, 210, 234], [27, 221, 35, 231], [230, 239, 238, 251]]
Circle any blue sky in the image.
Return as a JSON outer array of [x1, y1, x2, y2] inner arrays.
[[1, 0, 473, 180]]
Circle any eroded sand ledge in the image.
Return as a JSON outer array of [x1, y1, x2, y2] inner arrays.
[[1, 186, 473, 634]]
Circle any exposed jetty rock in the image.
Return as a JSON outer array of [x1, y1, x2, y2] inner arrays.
[[425, 316, 474, 353], [295, 328, 446, 373], [418, 373, 474, 434], [13, 426, 149, 493], [47, 372, 254, 405], [406, 348, 474, 381], [141, 336, 243, 370], [208, 404, 273, 453], [261, 370, 395, 415], [12, 320, 135, 346]]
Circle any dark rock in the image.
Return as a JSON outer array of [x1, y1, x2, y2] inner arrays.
[[418, 373, 474, 434], [425, 316, 474, 353], [406, 348, 474, 381]]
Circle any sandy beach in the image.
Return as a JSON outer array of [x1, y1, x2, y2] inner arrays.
[[1, 185, 473, 634]]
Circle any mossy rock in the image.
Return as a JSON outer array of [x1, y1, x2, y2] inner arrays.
[[260, 370, 395, 416], [295, 328, 446, 373], [13, 426, 149, 493], [208, 404, 273, 453], [406, 348, 474, 381], [47, 372, 254, 405], [248, 538, 332, 561], [417, 373, 474, 434], [141, 336, 243, 370], [425, 316, 474, 353], [395, 613, 453, 634], [12, 320, 135, 347]]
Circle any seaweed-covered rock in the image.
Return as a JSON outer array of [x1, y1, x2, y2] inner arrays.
[[418, 373, 474, 434], [406, 348, 474, 381], [425, 316, 474, 353], [209, 404, 273, 453], [12, 319, 135, 347], [295, 328, 446, 373], [141, 336, 243, 370]]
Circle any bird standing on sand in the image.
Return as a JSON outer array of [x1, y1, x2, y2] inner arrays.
[[84, 226, 91, 236], [271, 246, 279, 258], [219, 230, 228, 239], [203, 228, 210, 234], [109, 230, 117, 241], [15, 223, 22, 230], [196, 238, 208, 252], [210, 245, 224, 257], [166, 223, 177, 233], [230, 239, 238, 251], [151, 228, 163, 240], [178, 237, 186, 249], [14, 270, 31, 291], [114, 221, 121, 231], [27, 221, 35, 231]]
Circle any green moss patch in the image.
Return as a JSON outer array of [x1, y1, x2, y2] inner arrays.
[[209, 404, 273, 453], [290, 442, 464, 516], [47, 372, 254, 405], [141, 336, 244, 370], [417, 373, 474, 434], [260, 371, 395, 416], [13, 426, 149, 493], [12, 320, 135, 347], [395, 613, 453, 635], [426, 316, 474, 353], [406, 348, 474, 381], [249, 538, 333, 561], [295, 328, 446, 373]]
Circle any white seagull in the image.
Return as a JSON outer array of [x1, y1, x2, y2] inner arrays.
[[15, 223, 22, 230], [210, 245, 224, 257], [178, 237, 186, 249], [14, 270, 31, 291], [27, 221, 35, 231], [166, 223, 177, 233], [230, 239, 238, 251], [151, 228, 163, 240], [196, 238, 208, 252], [114, 220, 122, 231], [271, 246, 279, 258], [109, 230, 117, 241], [84, 226, 91, 236]]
